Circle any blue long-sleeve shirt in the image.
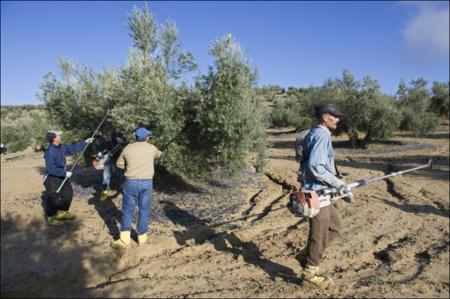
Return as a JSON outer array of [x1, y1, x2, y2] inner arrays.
[[302, 125, 340, 190], [44, 141, 87, 177]]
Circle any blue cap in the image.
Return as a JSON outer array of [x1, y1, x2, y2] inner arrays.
[[135, 127, 152, 141]]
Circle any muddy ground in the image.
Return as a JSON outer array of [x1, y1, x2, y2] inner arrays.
[[1, 125, 449, 298]]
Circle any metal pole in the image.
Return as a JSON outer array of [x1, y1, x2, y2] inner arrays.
[[56, 112, 109, 194], [322, 159, 433, 194], [347, 159, 432, 189]]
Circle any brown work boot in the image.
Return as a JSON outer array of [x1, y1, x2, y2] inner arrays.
[[302, 265, 334, 289]]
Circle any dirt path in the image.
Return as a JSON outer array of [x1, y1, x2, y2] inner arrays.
[[1, 128, 449, 298]]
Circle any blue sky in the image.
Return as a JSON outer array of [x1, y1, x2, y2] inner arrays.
[[1, 1, 449, 105]]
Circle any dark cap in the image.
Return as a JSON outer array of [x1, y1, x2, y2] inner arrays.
[[314, 103, 344, 118], [46, 130, 62, 143]]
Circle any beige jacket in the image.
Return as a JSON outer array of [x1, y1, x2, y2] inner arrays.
[[116, 142, 162, 179]]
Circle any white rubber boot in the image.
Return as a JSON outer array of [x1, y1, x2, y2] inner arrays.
[[111, 231, 131, 249], [137, 233, 147, 245]]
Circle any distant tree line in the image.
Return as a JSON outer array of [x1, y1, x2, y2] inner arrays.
[[1, 107, 50, 152], [269, 70, 449, 148]]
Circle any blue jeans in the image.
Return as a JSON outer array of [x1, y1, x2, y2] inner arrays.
[[120, 179, 153, 235], [102, 160, 116, 190]]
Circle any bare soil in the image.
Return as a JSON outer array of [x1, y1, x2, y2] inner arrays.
[[1, 126, 449, 298]]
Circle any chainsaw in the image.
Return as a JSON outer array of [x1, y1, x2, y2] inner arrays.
[[289, 159, 433, 218], [92, 143, 124, 170]]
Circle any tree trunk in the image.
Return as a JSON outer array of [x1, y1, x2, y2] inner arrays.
[[346, 129, 359, 148], [361, 132, 371, 149]]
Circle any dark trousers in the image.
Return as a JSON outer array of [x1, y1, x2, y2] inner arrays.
[[43, 175, 73, 217], [306, 203, 342, 267]]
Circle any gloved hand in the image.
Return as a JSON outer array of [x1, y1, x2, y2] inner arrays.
[[335, 178, 346, 187], [335, 179, 350, 192], [85, 137, 95, 144], [97, 152, 103, 158], [66, 171, 72, 178]]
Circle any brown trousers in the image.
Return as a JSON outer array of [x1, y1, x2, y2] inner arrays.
[[306, 203, 342, 267]]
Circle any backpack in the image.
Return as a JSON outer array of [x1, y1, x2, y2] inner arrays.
[[295, 128, 344, 182], [294, 129, 310, 164]]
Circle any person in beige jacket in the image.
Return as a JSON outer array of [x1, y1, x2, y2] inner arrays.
[[111, 127, 161, 249]]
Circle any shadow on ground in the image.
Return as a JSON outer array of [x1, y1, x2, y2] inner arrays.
[[394, 132, 449, 139], [0, 213, 131, 298], [162, 201, 301, 285], [373, 196, 449, 218]]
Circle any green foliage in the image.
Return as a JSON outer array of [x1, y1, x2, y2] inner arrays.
[[39, 6, 266, 179], [188, 34, 267, 176], [268, 70, 403, 148], [270, 97, 312, 129], [397, 78, 441, 136], [430, 81, 449, 119], [336, 73, 401, 147], [127, 3, 158, 55], [1, 109, 50, 152], [255, 85, 285, 102]]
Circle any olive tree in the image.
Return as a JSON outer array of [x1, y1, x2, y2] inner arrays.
[[430, 81, 449, 119], [39, 5, 266, 179], [187, 34, 267, 176], [397, 78, 441, 136]]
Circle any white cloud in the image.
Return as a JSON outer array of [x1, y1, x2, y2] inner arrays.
[[403, 2, 449, 59]]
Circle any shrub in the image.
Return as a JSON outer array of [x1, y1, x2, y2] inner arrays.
[[188, 34, 267, 176], [397, 78, 441, 136], [430, 81, 449, 119], [0, 110, 50, 152]]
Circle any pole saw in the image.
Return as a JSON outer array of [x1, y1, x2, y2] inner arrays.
[[159, 160, 433, 231], [56, 112, 109, 194], [289, 159, 433, 218]]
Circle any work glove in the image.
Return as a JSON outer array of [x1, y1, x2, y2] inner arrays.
[[97, 152, 103, 158], [335, 179, 350, 192], [66, 171, 73, 178], [335, 178, 345, 187], [85, 137, 95, 144]]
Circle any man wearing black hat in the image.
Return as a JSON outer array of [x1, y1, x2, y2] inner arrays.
[[300, 103, 346, 289], [93, 130, 126, 201], [43, 130, 94, 226]]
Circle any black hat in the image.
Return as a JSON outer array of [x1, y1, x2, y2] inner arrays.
[[46, 130, 62, 143], [314, 103, 344, 118]]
